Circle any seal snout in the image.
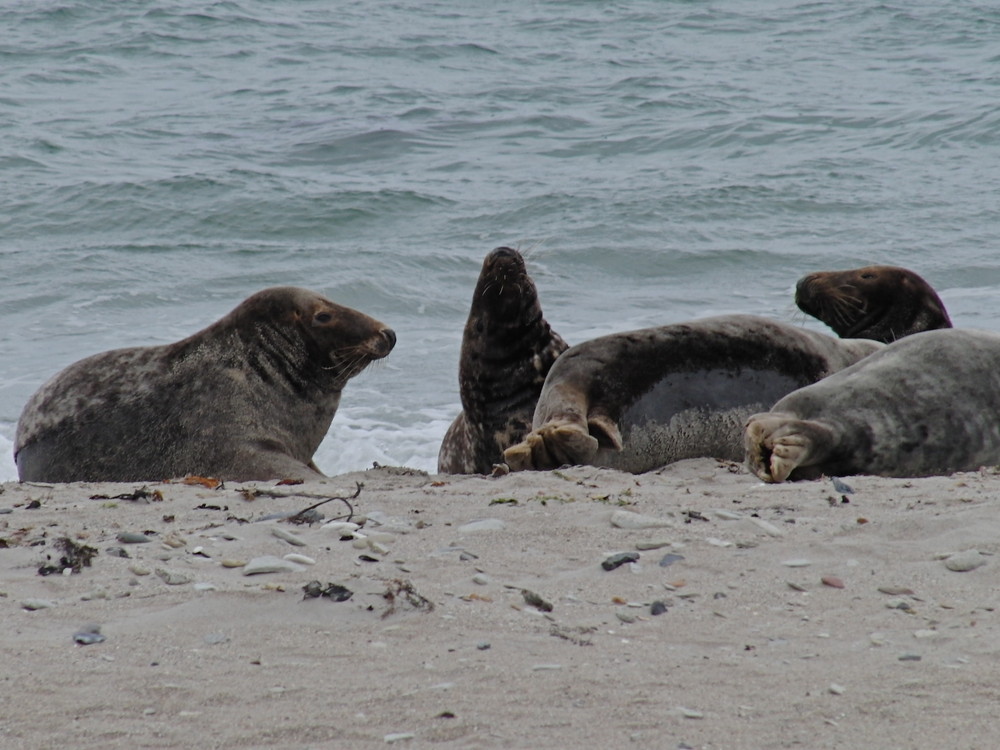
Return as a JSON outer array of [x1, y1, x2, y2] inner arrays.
[[376, 327, 397, 356]]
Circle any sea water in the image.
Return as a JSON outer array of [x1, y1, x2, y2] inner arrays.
[[2, 1, 999, 481]]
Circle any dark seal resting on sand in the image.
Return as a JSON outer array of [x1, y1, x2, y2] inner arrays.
[[796, 265, 951, 343], [745, 329, 1000, 482], [437, 247, 568, 474], [503, 315, 881, 474], [15, 286, 396, 483]]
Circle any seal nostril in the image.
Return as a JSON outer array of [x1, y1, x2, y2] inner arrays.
[[382, 328, 397, 349]]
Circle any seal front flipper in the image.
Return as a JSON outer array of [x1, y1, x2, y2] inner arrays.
[[744, 414, 836, 482], [503, 419, 601, 471]]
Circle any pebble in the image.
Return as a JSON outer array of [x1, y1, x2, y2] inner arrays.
[[271, 527, 307, 547], [283, 553, 315, 566], [678, 707, 704, 719], [898, 653, 922, 662], [821, 576, 846, 589], [117, 532, 152, 544], [943, 549, 987, 572], [73, 625, 106, 645], [913, 629, 939, 639], [161, 532, 186, 549], [203, 632, 229, 645], [0, 508, 13, 514], [615, 610, 637, 624], [472, 573, 491, 585], [457, 518, 506, 533], [22, 599, 57, 610], [885, 598, 914, 612], [829, 683, 846, 695], [242, 556, 306, 576], [602, 551, 640, 571], [705, 537, 733, 547], [128, 563, 152, 576], [105, 546, 130, 558], [366, 514, 415, 534], [635, 539, 672, 551], [877, 585, 915, 596], [713, 509, 743, 521], [659, 553, 685, 568], [610, 509, 673, 530], [384, 733, 416, 743], [782, 559, 811, 568], [531, 664, 563, 671], [650, 600, 669, 616], [220, 559, 247, 568], [193, 582, 218, 592], [748, 518, 785, 537], [156, 568, 193, 586]]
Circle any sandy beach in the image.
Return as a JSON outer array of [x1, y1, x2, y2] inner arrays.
[[3, 459, 1000, 749]]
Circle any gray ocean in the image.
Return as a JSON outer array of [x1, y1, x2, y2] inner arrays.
[[2, 1, 999, 482]]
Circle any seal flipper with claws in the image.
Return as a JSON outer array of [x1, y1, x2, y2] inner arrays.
[[796, 265, 951, 343], [437, 247, 568, 474], [15, 287, 396, 482]]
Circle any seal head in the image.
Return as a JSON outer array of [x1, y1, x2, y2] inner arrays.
[[437, 247, 568, 474], [796, 265, 951, 342], [15, 286, 395, 482]]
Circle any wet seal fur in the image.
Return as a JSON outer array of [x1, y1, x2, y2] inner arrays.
[[796, 265, 951, 343], [745, 329, 1000, 482], [15, 286, 396, 483], [438, 247, 568, 474], [503, 315, 882, 474]]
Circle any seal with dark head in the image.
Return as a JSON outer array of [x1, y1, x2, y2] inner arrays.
[[437, 247, 568, 474], [503, 315, 882, 474], [796, 265, 951, 343], [745, 328, 1000, 482], [14, 287, 396, 483]]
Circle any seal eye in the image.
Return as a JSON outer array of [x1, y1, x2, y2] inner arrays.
[[861, 273, 875, 280], [314, 312, 333, 325]]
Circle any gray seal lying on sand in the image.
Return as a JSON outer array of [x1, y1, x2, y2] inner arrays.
[[15, 286, 396, 482], [503, 315, 881, 473], [796, 265, 951, 343], [438, 247, 568, 474], [745, 329, 1000, 482]]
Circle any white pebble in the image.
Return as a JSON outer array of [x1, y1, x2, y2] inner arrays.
[[713, 509, 743, 521], [457, 518, 506, 533], [242, 555, 306, 576], [21, 599, 57, 610], [943, 549, 987, 572], [782, 559, 811, 568], [610, 510, 674, 530], [384, 733, 415, 744], [748, 518, 785, 537], [829, 683, 846, 695], [283, 553, 316, 565], [678, 707, 704, 719], [271, 527, 307, 547]]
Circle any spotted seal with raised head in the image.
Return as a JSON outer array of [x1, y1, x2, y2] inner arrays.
[[15, 286, 396, 482], [503, 315, 882, 473], [745, 329, 1000, 482], [438, 247, 568, 474], [796, 265, 951, 343]]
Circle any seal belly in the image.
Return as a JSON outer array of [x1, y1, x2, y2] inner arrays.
[[596, 368, 805, 472]]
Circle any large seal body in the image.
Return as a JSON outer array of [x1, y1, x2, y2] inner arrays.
[[745, 329, 1000, 482], [437, 247, 568, 474], [796, 265, 951, 342], [503, 315, 882, 474], [15, 287, 396, 483]]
